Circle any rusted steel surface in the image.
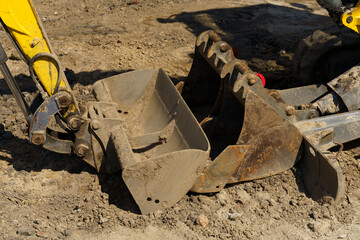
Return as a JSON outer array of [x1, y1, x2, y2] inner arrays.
[[232, 91, 302, 182], [187, 30, 346, 203], [191, 145, 250, 193], [301, 137, 345, 204], [327, 64, 360, 111], [29, 91, 74, 153]]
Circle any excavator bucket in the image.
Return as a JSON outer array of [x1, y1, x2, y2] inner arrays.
[[184, 31, 350, 204], [85, 69, 210, 214]]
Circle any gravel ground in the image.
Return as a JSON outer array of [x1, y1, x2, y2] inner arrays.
[[0, 0, 359, 239]]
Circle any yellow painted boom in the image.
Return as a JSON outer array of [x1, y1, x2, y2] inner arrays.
[[0, 0, 66, 95], [342, 1, 360, 34]]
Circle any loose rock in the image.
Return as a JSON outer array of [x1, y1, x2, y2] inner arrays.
[[16, 227, 33, 236], [236, 189, 251, 204], [196, 214, 209, 227]]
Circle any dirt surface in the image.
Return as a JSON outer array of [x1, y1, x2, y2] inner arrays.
[[0, 0, 359, 239]]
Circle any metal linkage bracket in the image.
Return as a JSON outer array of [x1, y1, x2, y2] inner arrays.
[[29, 91, 75, 154]]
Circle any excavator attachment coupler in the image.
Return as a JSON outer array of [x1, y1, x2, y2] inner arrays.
[[184, 30, 349, 204], [87, 69, 210, 214]]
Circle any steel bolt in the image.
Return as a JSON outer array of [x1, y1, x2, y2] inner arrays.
[[308, 110, 318, 119], [32, 133, 45, 145], [75, 144, 89, 157], [285, 106, 296, 116], [208, 31, 221, 42], [346, 16, 353, 24], [270, 91, 279, 99], [30, 37, 40, 48], [299, 104, 306, 110], [309, 113, 317, 119], [248, 75, 257, 85], [56, 93, 72, 108], [219, 43, 231, 52], [68, 117, 83, 131], [91, 120, 100, 130]]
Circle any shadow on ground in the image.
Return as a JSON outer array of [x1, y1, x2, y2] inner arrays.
[[158, 4, 334, 59], [0, 121, 140, 213], [158, 3, 347, 89], [0, 68, 140, 213]]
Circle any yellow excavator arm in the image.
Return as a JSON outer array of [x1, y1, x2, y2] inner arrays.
[[341, 1, 360, 33], [0, 0, 67, 95]]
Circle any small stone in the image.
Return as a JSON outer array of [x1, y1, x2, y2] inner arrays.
[[201, 204, 211, 213], [269, 198, 276, 206], [338, 233, 347, 239], [63, 229, 72, 237], [36, 231, 48, 238], [76, 221, 84, 227], [227, 212, 243, 221], [236, 190, 251, 204], [255, 192, 271, 202], [323, 212, 331, 219], [308, 221, 331, 234], [4, 119, 12, 128], [219, 233, 232, 239], [347, 195, 356, 205], [243, 230, 254, 238], [16, 227, 33, 236], [153, 210, 163, 218], [55, 224, 65, 233], [256, 192, 271, 208], [99, 215, 108, 224], [272, 211, 281, 220], [216, 207, 229, 219], [243, 183, 252, 193], [309, 209, 320, 220], [290, 199, 297, 206], [90, 38, 101, 46], [308, 223, 315, 232], [315, 222, 331, 235], [353, 189, 360, 200], [216, 191, 230, 206], [173, 206, 180, 213], [320, 196, 334, 204], [196, 214, 209, 227], [187, 213, 197, 222], [278, 194, 290, 204]]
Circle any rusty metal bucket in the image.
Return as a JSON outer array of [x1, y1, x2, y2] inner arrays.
[[89, 69, 210, 214], [184, 31, 345, 204]]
